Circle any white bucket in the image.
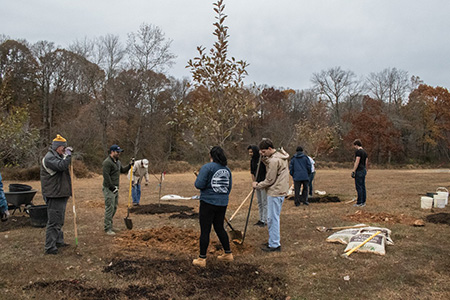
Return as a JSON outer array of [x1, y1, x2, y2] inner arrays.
[[433, 195, 446, 208], [421, 196, 433, 209], [436, 187, 448, 206]]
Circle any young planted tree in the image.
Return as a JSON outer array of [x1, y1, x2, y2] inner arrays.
[[182, 0, 251, 151]]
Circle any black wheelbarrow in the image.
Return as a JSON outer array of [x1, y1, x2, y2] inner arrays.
[[5, 190, 37, 214]]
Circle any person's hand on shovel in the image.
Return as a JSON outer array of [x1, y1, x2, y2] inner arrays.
[[252, 181, 258, 189]]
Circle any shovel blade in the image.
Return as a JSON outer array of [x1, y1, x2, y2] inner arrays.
[[228, 230, 243, 244], [124, 217, 133, 230]]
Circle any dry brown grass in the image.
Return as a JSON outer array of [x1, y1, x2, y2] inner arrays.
[[1, 169, 450, 299]]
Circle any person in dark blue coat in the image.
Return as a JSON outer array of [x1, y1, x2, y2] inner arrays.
[[193, 146, 233, 267], [289, 146, 311, 206]]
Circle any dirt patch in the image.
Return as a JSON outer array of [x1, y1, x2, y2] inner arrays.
[[25, 280, 123, 299], [0, 215, 32, 232], [81, 200, 104, 209], [130, 203, 194, 215], [287, 195, 341, 203], [344, 210, 421, 226], [26, 259, 287, 300], [104, 258, 287, 300], [169, 211, 199, 219], [425, 213, 450, 225], [114, 226, 252, 256], [308, 196, 341, 203]]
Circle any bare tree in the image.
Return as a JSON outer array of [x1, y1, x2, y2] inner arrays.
[[98, 34, 126, 80], [126, 23, 176, 73], [311, 66, 360, 127], [366, 67, 409, 110]]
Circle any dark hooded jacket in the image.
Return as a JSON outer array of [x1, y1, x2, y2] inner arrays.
[[289, 151, 312, 181], [249, 145, 266, 183], [40, 148, 72, 198]]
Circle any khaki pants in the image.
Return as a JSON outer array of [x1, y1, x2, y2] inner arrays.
[[103, 187, 119, 232]]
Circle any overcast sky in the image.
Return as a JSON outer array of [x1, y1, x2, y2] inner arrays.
[[2, 0, 450, 90]]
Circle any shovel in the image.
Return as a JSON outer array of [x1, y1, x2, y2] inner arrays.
[[236, 155, 261, 245], [124, 165, 133, 230], [70, 163, 79, 248], [341, 231, 381, 260], [316, 224, 367, 232], [229, 189, 253, 221], [224, 217, 243, 244]]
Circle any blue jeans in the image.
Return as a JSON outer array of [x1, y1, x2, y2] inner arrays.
[[132, 184, 141, 204], [256, 189, 268, 223], [308, 171, 315, 196], [355, 169, 367, 205], [0, 172, 7, 213], [267, 195, 284, 248]]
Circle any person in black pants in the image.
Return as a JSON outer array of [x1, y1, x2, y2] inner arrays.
[[193, 146, 233, 267], [351, 139, 368, 207], [289, 146, 311, 206]]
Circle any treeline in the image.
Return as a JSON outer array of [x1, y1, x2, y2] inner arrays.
[[1, 4, 450, 171]]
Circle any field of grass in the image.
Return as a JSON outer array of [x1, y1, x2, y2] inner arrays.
[[1, 169, 450, 299]]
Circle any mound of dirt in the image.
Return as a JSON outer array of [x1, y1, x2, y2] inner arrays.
[[169, 211, 199, 219], [130, 203, 194, 214], [344, 210, 421, 226], [425, 213, 450, 226], [104, 258, 287, 299], [114, 226, 252, 256], [0, 215, 32, 232], [26, 259, 287, 300]]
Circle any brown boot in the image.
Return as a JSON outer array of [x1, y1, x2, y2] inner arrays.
[[217, 252, 234, 262], [192, 257, 206, 267]]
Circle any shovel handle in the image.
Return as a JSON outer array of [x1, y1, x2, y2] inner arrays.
[[224, 217, 236, 231], [344, 231, 382, 256], [230, 189, 253, 221], [70, 163, 78, 246], [128, 165, 133, 209]]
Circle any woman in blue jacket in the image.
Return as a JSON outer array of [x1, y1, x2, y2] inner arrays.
[[193, 146, 233, 267]]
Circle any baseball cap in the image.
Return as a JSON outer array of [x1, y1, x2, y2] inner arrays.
[[142, 159, 149, 167], [110, 144, 124, 152]]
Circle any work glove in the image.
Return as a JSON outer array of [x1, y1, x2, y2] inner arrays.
[[351, 172, 356, 178], [130, 157, 135, 166], [65, 147, 73, 156], [110, 186, 119, 194]]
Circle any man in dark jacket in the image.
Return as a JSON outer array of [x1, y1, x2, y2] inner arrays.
[[102, 144, 132, 235], [41, 134, 72, 255], [289, 146, 312, 206]]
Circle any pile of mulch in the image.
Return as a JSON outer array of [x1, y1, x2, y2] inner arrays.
[[169, 211, 199, 219], [425, 213, 450, 226], [25, 259, 288, 300], [344, 210, 422, 226], [130, 204, 194, 215], [113, 226, 252, 255]]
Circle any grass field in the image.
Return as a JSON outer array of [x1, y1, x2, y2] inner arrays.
[[1, 169, 450, 299]]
